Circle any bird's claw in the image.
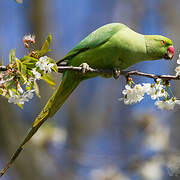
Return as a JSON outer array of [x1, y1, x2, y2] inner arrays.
[[80, 63, 90, 74], [113, 68, 121, 79]]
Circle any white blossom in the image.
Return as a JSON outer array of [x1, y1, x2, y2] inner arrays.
[[175, 54, 180, 75], [139, 159, 163, 180], [144, 123, 169, 151], [51, 127, 67, 144], [120, 80, 168, 105], [121, 84, 144, 104], [177, 54, 180, 64], [90, 167, 129, 180], [143, 83, 156, 99], [25, 90, 34, 99], [8, 90, 34, 105], [155, 98, 180, 110], [32, 125, 67, 147], [142, 83, 151, 92], [177, 60, 180, 64], [8, 94, 24, 105], [0, 78, 5, 85], [32, 68, 41, 80], [119, 78, 178, 109], [167, 155, 180, 176], [26, 77, 35, 86], [23, 90, 34, 101], [36, 56, 54, 73], [44, 63, 54, 73], [175, 66, 180, 76], [143, 80, 167, 100], [36, 56, 48, 70]]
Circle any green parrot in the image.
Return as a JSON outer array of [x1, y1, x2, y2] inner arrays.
[[0, 23, 174, 177]]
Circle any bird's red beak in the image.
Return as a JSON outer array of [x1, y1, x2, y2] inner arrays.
[[167, 46, 175, 59]]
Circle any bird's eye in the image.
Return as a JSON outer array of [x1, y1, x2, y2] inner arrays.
[[161, 40, 166, 45]]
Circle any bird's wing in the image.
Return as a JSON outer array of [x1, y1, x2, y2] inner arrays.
[[56, 23, 125, 64]]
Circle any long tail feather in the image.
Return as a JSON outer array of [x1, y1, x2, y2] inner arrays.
[[0, 72, 81, 177]]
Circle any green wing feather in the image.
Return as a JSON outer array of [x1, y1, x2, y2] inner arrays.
[[56, 23, 126, 64]]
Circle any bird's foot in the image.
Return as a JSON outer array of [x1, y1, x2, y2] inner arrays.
[[80, 63, 90, 74], [113, 68, 121, 79]]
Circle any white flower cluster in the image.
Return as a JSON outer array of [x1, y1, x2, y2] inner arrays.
[[0, 55, 56, 107], [120, 84, 144, 104], [119, 55, 180, 110], [8, 56, 54, 106], [36, 56, 54, 73], [8, 90, 34, 105], [0, 34, 57, 108], [155, 98, 180, 110], [32, 56, 55, 80], [119, 78, 180, 110]]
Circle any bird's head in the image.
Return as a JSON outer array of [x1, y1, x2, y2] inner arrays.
[[145, 35, 175, 60], [161, 37, 174, 60]]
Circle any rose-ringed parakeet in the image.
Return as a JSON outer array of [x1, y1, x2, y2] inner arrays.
[[0, 23, 174, 177]]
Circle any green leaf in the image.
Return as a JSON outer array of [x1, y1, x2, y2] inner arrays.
[[34, 81, 40, 98], [20, 56, 38, 63], [16, 59, 22, 72], [39, 34, 52, 56], [16, 59, 28, 77], [26, 78, 33, 90], [24, 63, 36, 69], [9, 49, 16, 64], [52, 64, 58, 73], [21, 64, 27, 75], [15, 0, 23, 4], [21, 56, 38, 69], [19, 73, 27, 84], [41, 34, 52, 52], [6, 80, 15, 89], [27, 69, 33, 77], [17, 103, 23, 109], [41, 73, 55, 88], [0, 89, 3, 95], [49, 58, 58, 73]]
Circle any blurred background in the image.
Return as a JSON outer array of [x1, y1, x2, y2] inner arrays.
[[0, 0, 180, 179]]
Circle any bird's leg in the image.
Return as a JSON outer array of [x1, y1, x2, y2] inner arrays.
[[113, 68, 121, 79], [80, 63, 90, 74]]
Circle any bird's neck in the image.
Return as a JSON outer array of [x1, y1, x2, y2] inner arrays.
[[144, 35, 163, 60]]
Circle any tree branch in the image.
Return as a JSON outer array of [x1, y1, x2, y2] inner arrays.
[[57, 66, 180, 81], [0, 65, 179, 81]]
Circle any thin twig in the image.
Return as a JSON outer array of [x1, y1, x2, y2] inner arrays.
[[120, 70, 180, 81], [57, 66, 180, 81], [57, 66, 112, 74], [0, 65, 179, 81]]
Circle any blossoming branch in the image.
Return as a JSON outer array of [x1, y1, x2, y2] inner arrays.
[[0, 33, 180, 110], [118, 55, 180, 110], [0, 34, 58, 108]]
